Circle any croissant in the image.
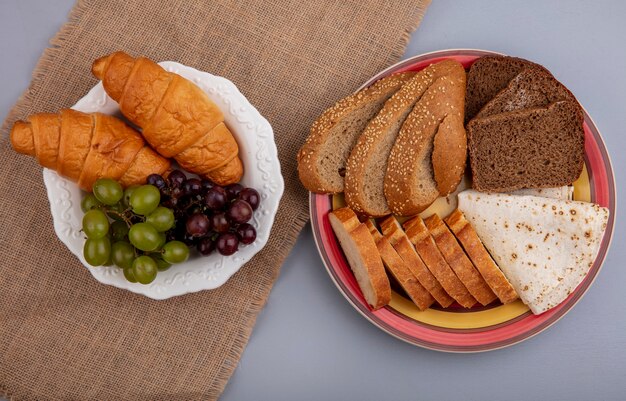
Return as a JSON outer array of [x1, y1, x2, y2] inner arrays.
[[91, 51, 243, 185], [10, 109, 171, 191]]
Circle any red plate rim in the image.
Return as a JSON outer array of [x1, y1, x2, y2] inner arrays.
[[309, 49, 617, 352]]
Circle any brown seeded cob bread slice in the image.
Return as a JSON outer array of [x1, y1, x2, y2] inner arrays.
[[365, 220, 435, 310], [475, 67, 580, 119], [467, 100, 584, 192], [422, 214, 497, 306], [380, 216, 454, 307], [444, 210, 518, 304], [298, 72, 415, 193], [465, 56, 547, 123], [385, 61, 467, 216], [328, 208, 391, 310], [345, 60, 462, 217], [403, 216, 476, 308]]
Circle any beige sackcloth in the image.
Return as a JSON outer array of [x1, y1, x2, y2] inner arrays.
[[0, 0, 430, 399]]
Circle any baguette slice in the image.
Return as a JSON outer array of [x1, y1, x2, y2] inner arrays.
[[298, 72, 415, 193], [465, 56, 547, 122], [385, 62, 467, 216], [444, 210, 518, 304], [423, 214, 497, 306], [403, 217, 476, 308], [380, 216, 454, 307], [365, 220, 434, 310], [345, 60, 462, 217], [475, 67, 580, 119], [328, 208, 391, 309], [467, 100, 584, 192]]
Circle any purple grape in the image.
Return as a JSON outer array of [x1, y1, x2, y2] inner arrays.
[[205, 186, 227, 210], [236, 223, 257, 244], [171, 187, 184, 199], [201, 179, 214, 192], [147, 174, 166, 189], [227, 200, 252, 224], [168, 170, 186, 188], [239, 188, 260, 210], [216, 233, 239, 255], [225, 183, 244, 201], [182, 233, 198, 246], [187, 204, 203, 216], [186, 213, 211, 237], [211, 212, 230, 233], [197, 237, 215, 256], [183, 178, 202, 197]]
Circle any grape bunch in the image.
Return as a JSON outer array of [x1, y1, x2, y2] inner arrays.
[[148, 169, 261, 256], [81, 178, 189, 285]]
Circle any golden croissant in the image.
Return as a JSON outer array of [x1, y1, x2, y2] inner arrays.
[[10, 109, 171, 191], [92, 51, 243, 185]]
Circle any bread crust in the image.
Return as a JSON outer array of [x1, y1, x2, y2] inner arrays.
[[298, 72, 415, 193], [365, 220, 434, 310], [444, 210, 518, 304], [329, 208, 391, 310], [380, 216, 454, 307], [345, 62, 460, 217], [403, 216, 477, 308], [385, 61, 466, 217], [423, 214, 497, 306]]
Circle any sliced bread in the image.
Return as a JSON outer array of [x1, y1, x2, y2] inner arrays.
[[344, 60, 462, 217], [385, 61, 467, 216], [467, 100, 585, 192], [475, 67, 580, 119], [465, 56, 546, 122], [380, 216, 454, 307], [444, 210, 518, 304], [298, 72, 415, 193], [365, 220, 434, 310], [422, 214, 497, 306], [403, 216, 476, 308], [328, 208, 391, 309]]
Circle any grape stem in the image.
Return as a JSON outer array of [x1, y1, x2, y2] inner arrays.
[[98, 205, 135, 228]]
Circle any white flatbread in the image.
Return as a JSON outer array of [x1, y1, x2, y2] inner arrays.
[[458, 190, 609, 314], [508, 186, 573, 200]]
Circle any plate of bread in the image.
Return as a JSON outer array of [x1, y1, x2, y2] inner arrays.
[[11, 51, 283, 299], [298, 49, 615, 352]]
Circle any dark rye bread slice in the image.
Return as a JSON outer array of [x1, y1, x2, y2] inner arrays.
[[297, 72, 415, 193], [465, 56, 547, 123], [345, 60, 462, 217], [476, 67, 580, 119], [467, 100, 584, 192]]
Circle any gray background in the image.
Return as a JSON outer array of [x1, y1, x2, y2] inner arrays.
[[1, 1, 624, 400]]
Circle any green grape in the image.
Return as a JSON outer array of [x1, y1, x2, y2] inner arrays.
[[122, 185, 139, 207], [123, 266, 137, 283], [146, 207, 175, 232], [93, 178, 123, 205], [128, 222, 161, 251], [129, 185, 160, 215], [105, 202, 126, 221], [103, 251, 114, 266], [162, 241, 190, 264], [82, 209, 110, 239], [83, 237, 111, 266], [151, 255, 172, 272], [132, 256, 158, 285], [111, 241, 135, 269], [81, 193, 102, 213], [155, 232, 166, 250], [110, 220, 130, 241]]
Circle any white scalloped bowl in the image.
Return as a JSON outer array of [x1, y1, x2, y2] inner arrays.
[[43, 61, 284, 299]]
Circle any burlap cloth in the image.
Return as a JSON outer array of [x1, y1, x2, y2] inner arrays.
[[0, 0, 429, 399]]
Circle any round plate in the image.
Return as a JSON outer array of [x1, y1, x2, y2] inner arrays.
[[310, 49, 616, 352], [44, 61, 284, 300]]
